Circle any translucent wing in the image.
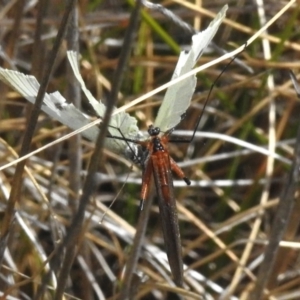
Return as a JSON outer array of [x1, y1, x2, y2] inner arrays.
[[0, 56, 140, 154], [0, 67, 100, 142], [67, 51, 106, 118], [67, 51, 140, 153], [154, 5, 227, 132]]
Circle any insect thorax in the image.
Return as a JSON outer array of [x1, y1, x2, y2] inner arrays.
[[152, 137, 165, 153]]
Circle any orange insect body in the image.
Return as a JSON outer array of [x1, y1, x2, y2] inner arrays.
[[140, 125, 190, 203], [138, 125, 191, 286]]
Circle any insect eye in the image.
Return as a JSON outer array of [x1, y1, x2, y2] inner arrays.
[[148, 125, 160, 136], [154, 127, 160, 135]]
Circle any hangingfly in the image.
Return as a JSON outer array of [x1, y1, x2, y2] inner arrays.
[[0, 5, 227, 287], [134, 6, 227, 286], [137, 125, 191, 286]]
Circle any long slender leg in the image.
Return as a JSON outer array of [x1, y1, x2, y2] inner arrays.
[[169, 157, 191, 185], [140, 156, 153, 210]]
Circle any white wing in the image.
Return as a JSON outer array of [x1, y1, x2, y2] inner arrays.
[[67, 51, 106, 118], [67, 51, 140, 153], [0, 68, 100, 142], [154, 5, 228, 132], [0, 56, 140, 154]]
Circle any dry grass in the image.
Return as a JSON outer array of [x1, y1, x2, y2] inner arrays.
[[0, 0, 299, 299]]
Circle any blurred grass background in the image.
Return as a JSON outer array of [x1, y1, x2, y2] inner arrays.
[[0, 0, 300, 299]]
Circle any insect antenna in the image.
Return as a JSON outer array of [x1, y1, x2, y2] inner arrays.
[[104, 123, 149, 208], [105, 129, 137, 144], [105, 123, 143, 163], [100, 167, 133, 223], [168, 53, 242, 144]]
